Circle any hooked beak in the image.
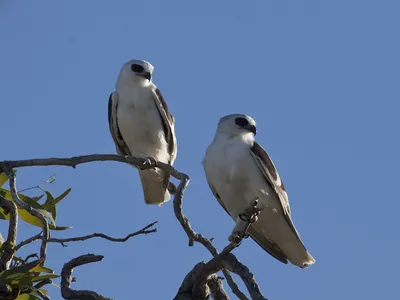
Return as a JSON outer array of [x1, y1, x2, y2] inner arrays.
[[244, 124, 257, 135], [138, 72, 152, 81]]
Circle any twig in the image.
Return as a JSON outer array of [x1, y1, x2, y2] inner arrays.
[[0, 195, 18, 271], [15, 233, 42, 251], [1, 163, 49, 262], [16, 222, 157, 250], [61, 254, 108, 300]]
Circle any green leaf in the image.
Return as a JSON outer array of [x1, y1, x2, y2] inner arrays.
[[29, 274, 59, 283], [42, 192, 56, 220], [0, 208, 8, 220], [0, 188, 43, 209], [41, 189, 71, 221], [49, 224, 72, 231], [30, 265, 53, 274], [0, 173, 8, 187], [31, 195, 44, 202], [0, 232, 4, 246], [0, 259, 43, 284], [16, 294, 41, 300]]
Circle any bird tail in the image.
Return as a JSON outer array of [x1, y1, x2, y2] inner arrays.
[[138, 169, 170, 206]]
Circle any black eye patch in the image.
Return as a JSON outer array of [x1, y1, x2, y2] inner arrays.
[[235, 117, 249, 127], [131, 64, 144, 73]]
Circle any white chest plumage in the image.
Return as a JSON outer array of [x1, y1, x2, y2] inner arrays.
[[116, 86, 169, 162], [204, 136, 265, 217]]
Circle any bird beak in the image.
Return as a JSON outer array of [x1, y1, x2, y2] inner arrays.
[[244, 124, 257, 135], [138, 72, 152, 81]]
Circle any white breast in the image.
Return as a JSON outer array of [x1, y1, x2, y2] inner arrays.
[[204, 136, 267, 218], [116, 86, 169, 163]]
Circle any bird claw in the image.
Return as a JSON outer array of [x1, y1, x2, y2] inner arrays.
[[228, 232, 242, 245], [139, 156, 158, 170]]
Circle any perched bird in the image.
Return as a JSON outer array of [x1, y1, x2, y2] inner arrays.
[[108, 59, 177, 206], [203, 114, 315, 268]]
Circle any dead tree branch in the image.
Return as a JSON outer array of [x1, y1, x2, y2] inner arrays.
[[207, 275, 229, 300], [16, 221, 157, 250], [61, 254, 108, 300], [0, 195, 18, 272]]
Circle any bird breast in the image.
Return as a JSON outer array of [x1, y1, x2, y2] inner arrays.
[[116, 87, 169, 162]]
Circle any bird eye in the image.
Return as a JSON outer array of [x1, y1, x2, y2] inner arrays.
[[235, 117, 249, 127], [131, 64, 144, 73]]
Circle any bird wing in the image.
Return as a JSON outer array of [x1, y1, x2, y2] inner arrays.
[[151, 88, 177, 165], [150, 88, 177, 191], [249, 141, 301, 241], [108, 92, 131, 156]]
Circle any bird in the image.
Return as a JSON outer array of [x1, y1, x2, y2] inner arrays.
[[108, 59, 177, 206], [203, 114, 315, 268]]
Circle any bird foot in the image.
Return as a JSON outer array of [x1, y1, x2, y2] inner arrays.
[[228, 232, 242, 246], [139, 156, 158, 170]]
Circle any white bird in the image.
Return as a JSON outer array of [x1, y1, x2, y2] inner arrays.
[[108, 59, 177, 206], [203, 114, 315, 268]]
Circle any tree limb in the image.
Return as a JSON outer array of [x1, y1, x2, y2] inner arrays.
[[207, 275, 229, 300], [1, 154, 186, 180], [0, 195, 18, 272], [61, 254, 109, 300], [16, 222, 157, 250]]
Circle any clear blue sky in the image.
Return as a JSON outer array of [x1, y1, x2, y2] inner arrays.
[[1, 1, 399, 299]]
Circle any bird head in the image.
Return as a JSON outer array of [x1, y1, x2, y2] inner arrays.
[[117, 59, 154, 88], [217, 114, 257, 137]]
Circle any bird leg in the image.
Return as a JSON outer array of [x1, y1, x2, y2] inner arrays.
[[229, 198, 260, 245]]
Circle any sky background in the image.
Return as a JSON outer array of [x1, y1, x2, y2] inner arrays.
[[1, 1, 399, 299]]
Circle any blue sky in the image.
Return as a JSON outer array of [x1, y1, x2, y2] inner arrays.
[[1, 0, 399, 299]]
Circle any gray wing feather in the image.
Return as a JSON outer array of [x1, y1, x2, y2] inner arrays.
[[250, 142, 301, 240], [108, 92, 131, 156], [151, 88, 177, 164], [150, 88, 177, 191]]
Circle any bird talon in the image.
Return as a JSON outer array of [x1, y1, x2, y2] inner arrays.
[[141, 157, 158, 169]]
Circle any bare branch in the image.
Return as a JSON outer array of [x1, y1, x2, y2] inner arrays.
[[175, 262, 209, 300], [175, 262, 230, 300], [61, 254, 108, 300], [16, 222, 157, 251], [2, 154, 186, 180], [15, 233, 42, 251], [1, 163, 49, 262], [49, 221, 157, 246], [207, 275, 229, 300], [0, 195, 18, 271]]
